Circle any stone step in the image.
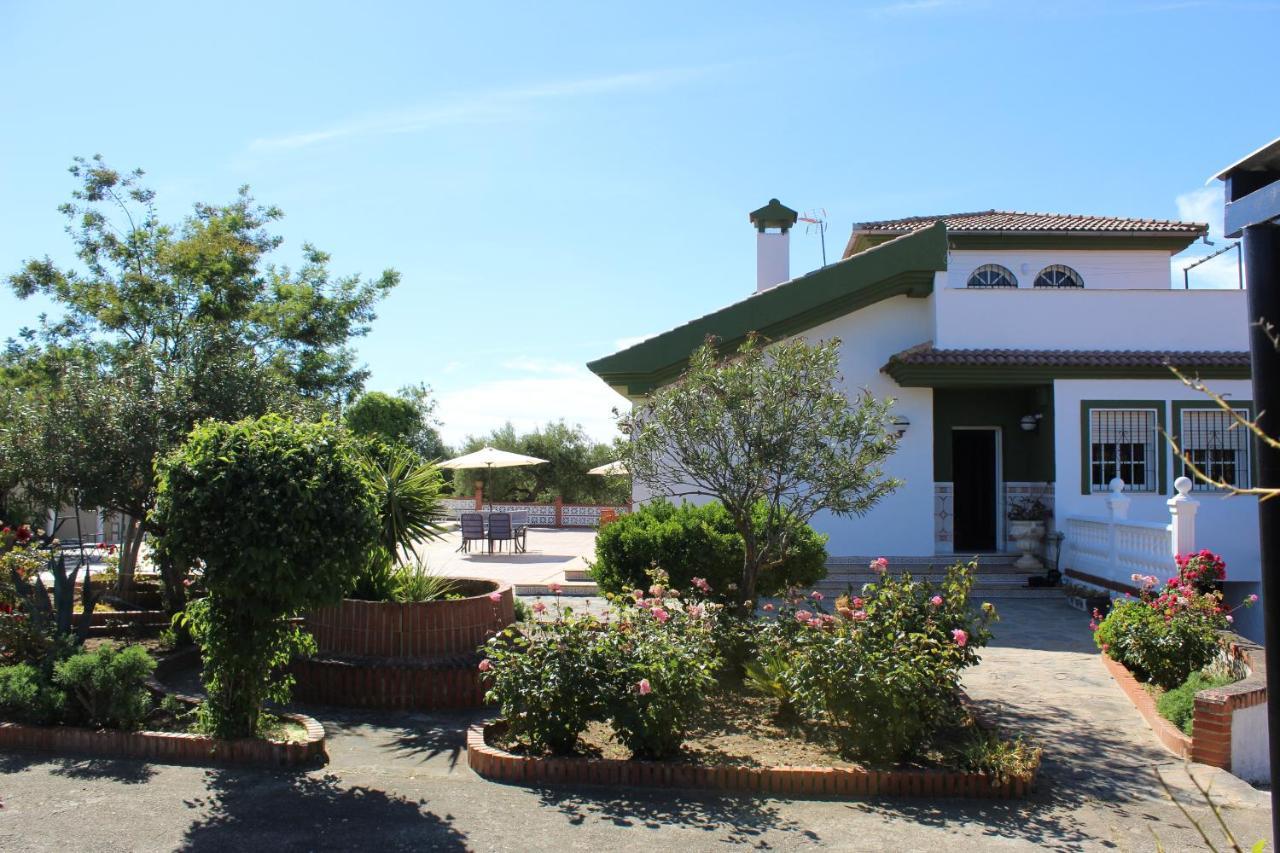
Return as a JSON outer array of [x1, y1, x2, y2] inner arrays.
[[564, 567, 593, 583], [513, 580, 599, 597]]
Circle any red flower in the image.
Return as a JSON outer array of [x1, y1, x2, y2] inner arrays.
[[14, 525, 32, 544]]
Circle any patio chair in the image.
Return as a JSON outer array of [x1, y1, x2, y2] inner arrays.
[[460, 512, 486, 553], [488, 512, 517, 554], [509, 510, 529, 553]]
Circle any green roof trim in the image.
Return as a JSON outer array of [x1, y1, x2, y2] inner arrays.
[[587, 223, 949, 397]]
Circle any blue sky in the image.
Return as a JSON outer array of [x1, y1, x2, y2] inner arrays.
[[2, 0, 1277, 446]]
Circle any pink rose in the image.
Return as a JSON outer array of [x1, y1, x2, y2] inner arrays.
[[688, 605, 703, 618], [691, 577, 710, 593], [488, 591, 502, 603], [548, 582, 563, 594], [951, 629, 968, 648], [1226, 614, 1234, 624], [637, 678, 652, 696], [795, 610, 813, 623], [1249, 594, 1260, 603], [852, 610, 868, 621], [762, 603, 775, 612], [930, 595, 943, 607], [870, 557, 889, 573], [810, 591, 824, 601], [478, 659, 492, 672], [651, 607, 670, 624], [532, 600, 547, 614]]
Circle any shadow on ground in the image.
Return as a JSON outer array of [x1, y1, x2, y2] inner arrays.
[[536, 784, 819, 846], [180, 768, 468, 851], [0, 752, 157, 784]]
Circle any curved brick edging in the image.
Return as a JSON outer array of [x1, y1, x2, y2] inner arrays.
[[293, 581, 514, 710], [291, 654, 487, 710], [0, 712, 326, 769], [1100, 654, 1193, 759], [466, 722, 1037, 799], [304, 581, 515, 657]]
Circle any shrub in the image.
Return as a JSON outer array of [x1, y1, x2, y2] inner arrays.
[[0, 663, 64, 724], [596, 595, 722, 759], [779, 560, 996, 763], [389, 555, 457, 603], [1156, 670, 1237, 736], [591, 499, 827, 601], [153, 414, 380, 739], [1092, 562, 1248, 691], [480, 614, 605, 755], [53, 644, 156, 730], [1176, 550, 1227, 594]]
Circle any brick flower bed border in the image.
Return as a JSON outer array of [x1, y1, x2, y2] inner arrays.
[[292, 580, 514, 710], [0, 703, 326, 769], [1101, 639, 1268, 772], [466, 721, 1037, 799]]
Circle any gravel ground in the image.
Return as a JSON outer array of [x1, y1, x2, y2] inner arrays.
[[0, 598, 1272, 852]]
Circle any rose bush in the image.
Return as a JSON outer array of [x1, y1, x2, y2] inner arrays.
[[1092, 556, 1255, 690], [773, 559, 996, 762], [480, 574, 722, 759]]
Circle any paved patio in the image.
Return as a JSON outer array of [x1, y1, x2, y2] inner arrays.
[[0, 599, 1271, 851], [416, 526, 598, 593]]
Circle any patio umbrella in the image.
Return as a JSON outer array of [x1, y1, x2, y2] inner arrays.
[[587, 460, 629, 476], [438, 446, 548, 510]]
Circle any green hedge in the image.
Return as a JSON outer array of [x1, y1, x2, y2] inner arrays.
[[591, 499, 827, 599]]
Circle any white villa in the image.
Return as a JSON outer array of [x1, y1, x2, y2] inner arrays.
[[588, 200, 1262, 639]]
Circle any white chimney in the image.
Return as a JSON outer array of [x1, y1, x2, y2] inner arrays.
[[749, 198, 798, 293]]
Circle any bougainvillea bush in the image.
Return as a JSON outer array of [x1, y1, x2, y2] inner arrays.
[[480, 574, 722, 758], [1092, 552, 1256, 690], [769, 560, 996, 762]]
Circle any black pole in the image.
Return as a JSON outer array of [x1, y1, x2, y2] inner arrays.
[[1243, 221, 1280, 844]]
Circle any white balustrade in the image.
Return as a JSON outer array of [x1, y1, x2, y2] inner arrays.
[[1063, 477, 1198, 589]]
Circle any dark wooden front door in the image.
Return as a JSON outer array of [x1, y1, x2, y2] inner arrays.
[[953, 429, 998, 552]]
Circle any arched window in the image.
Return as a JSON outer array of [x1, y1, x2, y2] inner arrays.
[[1034, 264, 1084, 288], [966, 264, 1017, 288]]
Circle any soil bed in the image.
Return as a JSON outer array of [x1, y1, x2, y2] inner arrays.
[[491, 687, 1027, 775]]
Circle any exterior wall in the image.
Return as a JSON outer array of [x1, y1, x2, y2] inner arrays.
[[1053, 377, 1260, 582], [799, 296, 936, 557], [933, 287, 1249, 350], [945, 249, 1174, 290], [1232, 701, 1269, 784], [932, 387, 1054, 482]]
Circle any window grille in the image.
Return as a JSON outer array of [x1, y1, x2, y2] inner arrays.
[[1089, 409, 1157, 492], [966, 264, 1017, 288], [1034, 264, 1084, 288], [1179, 408, 1250, 490]]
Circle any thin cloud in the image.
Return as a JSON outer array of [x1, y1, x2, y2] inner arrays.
[[249, 66, 714, 152], [871, 0, 971, 14]]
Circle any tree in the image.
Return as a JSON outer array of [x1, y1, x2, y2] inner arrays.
[[153, 415, 378, 739], [448, 421, 630, 505], [620, 335, 902, 606], [2, 156, 397, 598], [344, 384, 448, 460]]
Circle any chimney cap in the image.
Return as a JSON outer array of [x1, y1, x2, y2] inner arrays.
[[749, 198, 798, 232]]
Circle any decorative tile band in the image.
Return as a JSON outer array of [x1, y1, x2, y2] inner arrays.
[[466, 722, 1036, 799]]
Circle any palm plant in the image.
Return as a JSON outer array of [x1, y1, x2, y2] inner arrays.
[[350, 443, 448, 601]]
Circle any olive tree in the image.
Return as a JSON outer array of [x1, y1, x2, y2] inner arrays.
[[620, 335, 901, 605], [152, 415, 378, 739]]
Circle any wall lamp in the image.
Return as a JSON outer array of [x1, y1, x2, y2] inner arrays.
[[1020, 413, 1043, 432], [892, 416, 910, 438]]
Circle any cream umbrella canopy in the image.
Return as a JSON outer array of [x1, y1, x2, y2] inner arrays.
[[587, 460, 629, 476], [437, 446, 549, 510]]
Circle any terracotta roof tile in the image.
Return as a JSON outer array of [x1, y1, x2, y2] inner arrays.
[[854, 210, 1207, 236], [884, 345, 1249, 370]]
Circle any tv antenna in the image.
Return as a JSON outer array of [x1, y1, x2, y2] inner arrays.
[[799, 209, 828, 266]]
